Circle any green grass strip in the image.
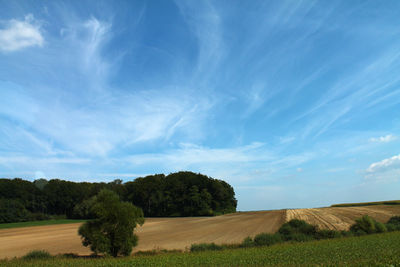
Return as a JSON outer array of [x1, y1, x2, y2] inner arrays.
[[0, 219, 86, 230], [331, 200, 400, 207], [3, 231, 400, 266]]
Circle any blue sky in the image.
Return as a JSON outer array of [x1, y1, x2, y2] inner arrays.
[[1, 0, 400, 211]]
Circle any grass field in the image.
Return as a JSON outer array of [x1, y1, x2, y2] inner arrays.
[[0, 220, 86, 230], [2, 231, 400, 266]]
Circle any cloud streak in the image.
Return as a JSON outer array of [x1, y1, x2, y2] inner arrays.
[[1, 1, 400, 209], [369, 135, 397, 143]]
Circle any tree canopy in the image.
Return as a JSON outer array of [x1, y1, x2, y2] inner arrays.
[[0, 171, 237, 222], [78, 189, 144, 257]]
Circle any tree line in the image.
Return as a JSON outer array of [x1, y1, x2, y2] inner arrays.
[[0, 171, 237, 223]]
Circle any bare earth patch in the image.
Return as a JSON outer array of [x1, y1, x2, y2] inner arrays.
[[0, 210, 285, 259]]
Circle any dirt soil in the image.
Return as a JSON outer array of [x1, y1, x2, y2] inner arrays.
[[286, 205, 400, 231], [0, 210, 285, 259]]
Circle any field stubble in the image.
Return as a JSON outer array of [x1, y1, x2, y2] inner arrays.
[[0, 205, 399, 259], [286, 205, 400, 231], [0, 210, 285, 258]]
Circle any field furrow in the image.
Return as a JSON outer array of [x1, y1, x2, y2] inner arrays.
[[287, 205, 400, 230]]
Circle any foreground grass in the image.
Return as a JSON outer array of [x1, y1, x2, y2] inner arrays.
[[0, 220, 86, 230], [331, 200, 400, 207], [3, 231, 400, 266]]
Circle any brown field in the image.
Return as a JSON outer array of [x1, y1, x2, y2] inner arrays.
[[0, 210, 285, 259], [287, 205, 400, 231], [1, 205, 399, 259]]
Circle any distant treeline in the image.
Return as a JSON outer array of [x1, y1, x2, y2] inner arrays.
[[0, 171, 237, 223], [331, 200, 400, 208]]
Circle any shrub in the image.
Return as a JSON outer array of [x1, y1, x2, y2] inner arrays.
[[254, 233, 282, 246], [375, 222, 387, 233], [134, 249, 182, 256], [190, 243, 223, 252], [387, 216, 400, 225], [278, 219, 317, 241], [240, 236, 254, 248], [386, 216, 400, 231], [350, 215, 376, 235], [290, 233, 315, 242], [316, 229, 342, 240], [340, 230, 353, 237], [28, 212, 51, 221], [22, 250, 52, 260], [386, 224, 398, 232]]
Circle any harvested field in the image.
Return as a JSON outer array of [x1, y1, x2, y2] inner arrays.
[[0, 210, 285, 259], [286, 205, 400, 231], [1, 205, 399, 259]]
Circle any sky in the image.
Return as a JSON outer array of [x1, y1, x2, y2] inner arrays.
[[1, 0, 400, 211]]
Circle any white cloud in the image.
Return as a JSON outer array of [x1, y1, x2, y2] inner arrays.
[[175, 1, 223, 80], [121, 142, 314, 185], [126, 142, 270, 167], [0, 14, 44, 52], [0, 156, 91, 165], [0, 83, 213, 157], [369, 134, 397, 143], [366, 154, 400, 173]]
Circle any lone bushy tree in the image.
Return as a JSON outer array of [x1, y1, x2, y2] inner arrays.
[[78, 189, 144, 257]]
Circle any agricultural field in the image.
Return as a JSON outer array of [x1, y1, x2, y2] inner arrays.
[[2, 231, 400, 266], [331, 200, 400, 207], [287, 205, 400, 231], [1, 205, 399, 259], [0, 220, 86, 230], [0, 210, 285, 258]]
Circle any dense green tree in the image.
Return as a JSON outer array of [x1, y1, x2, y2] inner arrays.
[[33, 179, 48, 190], [78, 189, 144, 257], [0, 199, 29, 223], [72, 196, 97, 219], [0, 171, 237, 221]]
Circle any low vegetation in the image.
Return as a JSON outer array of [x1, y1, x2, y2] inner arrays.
[[21, 250, 52, 260], [3, 231, 400, 266], [331, 200, 400, 207], [0, 219, 85, 230], [191, 215, 400, 252]]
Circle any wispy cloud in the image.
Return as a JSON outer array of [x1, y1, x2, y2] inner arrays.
[[369, 135, 397, 143], [174, 0, 223, 84], [1, 1, 400, 208], [0, 14, 43, 52], [0, 13, 215, 157]]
